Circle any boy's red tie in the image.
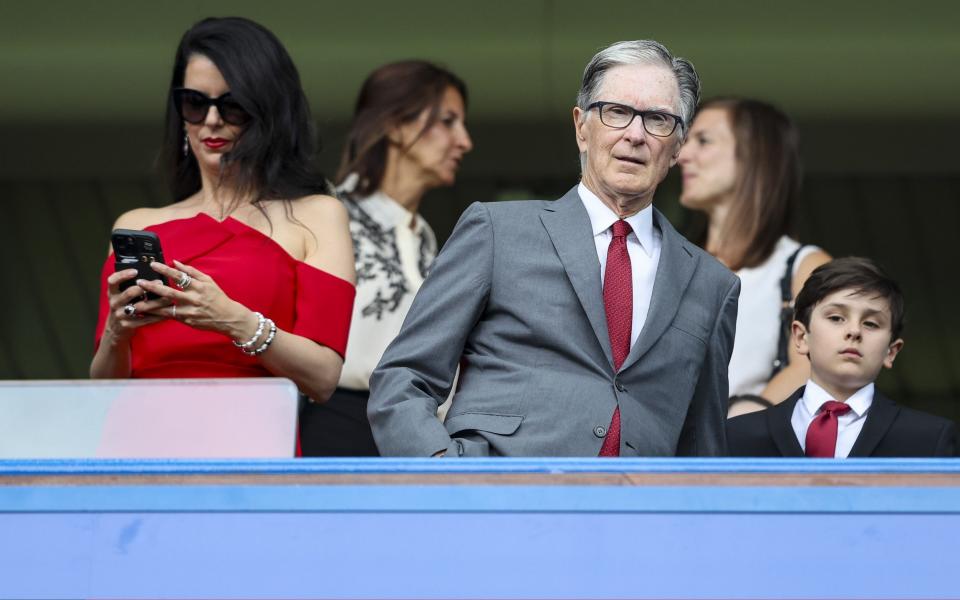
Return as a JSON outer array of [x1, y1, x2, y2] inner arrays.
[[805, 400, 851, 458]]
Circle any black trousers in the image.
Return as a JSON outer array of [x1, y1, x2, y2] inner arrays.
[[299, 387, 380, 456]]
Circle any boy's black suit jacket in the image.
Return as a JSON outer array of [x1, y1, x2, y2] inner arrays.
[[727, 386, 957, 457]]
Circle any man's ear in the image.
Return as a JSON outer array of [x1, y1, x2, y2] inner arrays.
[[573, 106, 588, 153], [883, 338, 904, 369], [669, 132, 685, 167], [792, 320, 810, 357]]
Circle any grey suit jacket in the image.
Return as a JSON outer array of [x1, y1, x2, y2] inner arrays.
[[368, 186, 740, 457]]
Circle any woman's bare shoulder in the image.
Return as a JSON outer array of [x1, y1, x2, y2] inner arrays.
[[111, 207, 165, 231], [293, 194, 349, 233], [291, 194, 354, 283], [791, 248, 833, 296], [111, 197, 198, 231], [106, 206, 180, 255], [292, 194, 348, 222]]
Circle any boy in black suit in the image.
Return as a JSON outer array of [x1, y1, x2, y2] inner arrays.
[[727, 257, 956, 457]]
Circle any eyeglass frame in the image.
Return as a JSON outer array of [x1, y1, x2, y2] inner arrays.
[[172, 88, 252, 126], [586, 101, 683, 137]]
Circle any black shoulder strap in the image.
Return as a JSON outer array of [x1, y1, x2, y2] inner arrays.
[[728, 393, 775, 410], [772, 246, 806, 377]]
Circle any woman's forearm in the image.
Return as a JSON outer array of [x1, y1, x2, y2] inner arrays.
[[760, 361, 810, 405], [212, 304, 343, 401], [254, 329, 344, 403], [89, 329, 133, 379]]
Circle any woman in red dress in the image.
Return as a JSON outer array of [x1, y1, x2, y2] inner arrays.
[[90, 17, 355, 407]]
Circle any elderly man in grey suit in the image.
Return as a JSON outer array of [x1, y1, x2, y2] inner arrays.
[[368, 40, 740, 457]]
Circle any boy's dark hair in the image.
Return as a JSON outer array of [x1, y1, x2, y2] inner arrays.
[[793, 257, 905, 340]]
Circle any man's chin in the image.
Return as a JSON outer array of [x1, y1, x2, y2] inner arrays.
[[608, 180, 655, 201]]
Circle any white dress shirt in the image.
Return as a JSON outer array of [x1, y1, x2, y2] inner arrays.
[[791, 379, 874, 458], [577, 182, 662, 347]]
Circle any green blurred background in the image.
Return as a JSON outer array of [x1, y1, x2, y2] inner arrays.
[[1, 0, 958, 419]]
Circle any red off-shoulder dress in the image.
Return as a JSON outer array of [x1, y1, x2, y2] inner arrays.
[[95, 214, 355, 453]]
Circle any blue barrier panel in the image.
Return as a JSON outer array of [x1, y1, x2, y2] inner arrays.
[[1, 458, 958, 599]]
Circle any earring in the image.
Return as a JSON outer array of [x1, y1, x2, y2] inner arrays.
[[182, 131, 189, 157]]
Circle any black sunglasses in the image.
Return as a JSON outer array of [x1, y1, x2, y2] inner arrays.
[[172, 88, 252, 126]]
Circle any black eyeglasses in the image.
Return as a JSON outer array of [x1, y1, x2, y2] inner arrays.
[[587, 101, 682, 137], [172, 88, 252, 126]]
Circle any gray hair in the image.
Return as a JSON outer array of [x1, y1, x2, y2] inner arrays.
[[576, 40, 700, 135]]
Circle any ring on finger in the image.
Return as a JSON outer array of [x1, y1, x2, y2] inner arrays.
[[177, 273, 193, 290], [123, 304, 136, 317], [172, 304, 178, 320]]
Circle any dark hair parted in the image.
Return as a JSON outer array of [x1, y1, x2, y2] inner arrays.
[[793, 257, 905, 341], [335, 60, 468, 197], [162, 17, 327, 205], [697, 98, 802, 271]]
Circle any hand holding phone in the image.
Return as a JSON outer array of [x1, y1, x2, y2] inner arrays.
[[111, 229, 169, 300]]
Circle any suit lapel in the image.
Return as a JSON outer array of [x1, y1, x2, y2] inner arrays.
[[539, 187, 613, 368], [768, 389, 805, 457], [618, 210, 697, 372], [848, 391, 899, 457]]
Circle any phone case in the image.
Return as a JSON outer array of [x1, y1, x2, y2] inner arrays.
[[111, 229, 169, 301]]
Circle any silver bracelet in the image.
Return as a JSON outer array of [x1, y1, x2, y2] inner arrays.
[[242, 318, 277, 356], [233, 312, 265, 349]]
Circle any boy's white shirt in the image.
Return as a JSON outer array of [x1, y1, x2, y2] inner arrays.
[[791, 379, 874, 458]]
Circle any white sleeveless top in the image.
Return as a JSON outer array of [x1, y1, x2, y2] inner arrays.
[[728, 236, 819, 396]]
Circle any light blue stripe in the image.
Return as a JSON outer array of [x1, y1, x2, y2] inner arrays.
[[2, 457, 959, 598], [2, 511, 959, 598], [2, 484, 960, 513], [2, 456, 959, 475]]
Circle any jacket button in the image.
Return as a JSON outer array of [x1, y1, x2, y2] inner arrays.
[[594, 425, 607, 438], [615, 381, 626, 392]]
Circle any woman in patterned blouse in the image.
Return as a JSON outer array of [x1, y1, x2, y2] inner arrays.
[[299, 61, 473, 455]]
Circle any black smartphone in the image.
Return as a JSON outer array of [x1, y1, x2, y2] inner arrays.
[[111, 229, 169, 300]]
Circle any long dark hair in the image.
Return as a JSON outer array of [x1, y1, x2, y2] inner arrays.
[[691, 98, 801, 270], [335, 60, 468, 197], [161, 17, 326, 207]]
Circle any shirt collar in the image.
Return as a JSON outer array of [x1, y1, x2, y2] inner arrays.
[[355, 190, 426, 235], [801, 379, 875, 418], [578, 182, 654, 257]]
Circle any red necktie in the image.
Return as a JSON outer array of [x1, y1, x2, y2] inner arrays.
[[599, 219, 632, 457], [805, 400, 851, 458]]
